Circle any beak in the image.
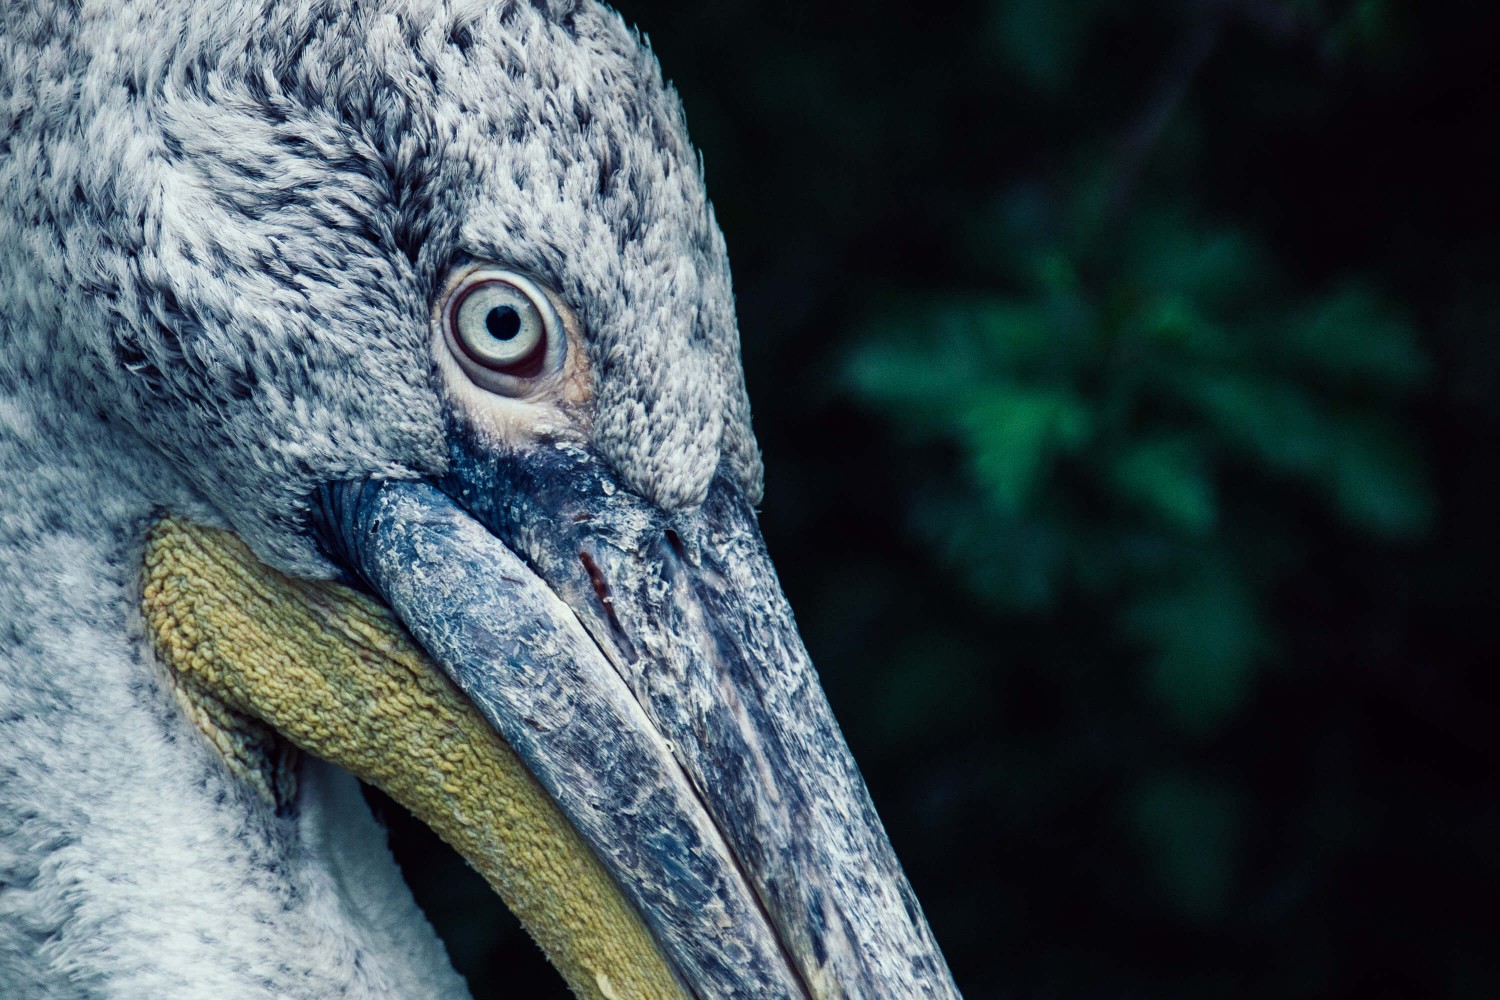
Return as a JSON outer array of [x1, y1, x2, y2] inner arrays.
[[306, 440, 955, 999]]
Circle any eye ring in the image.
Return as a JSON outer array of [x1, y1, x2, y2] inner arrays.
[[441, 268, 566, 396]]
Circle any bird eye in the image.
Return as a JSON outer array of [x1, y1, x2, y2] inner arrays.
[[442, 268, 565, 394]]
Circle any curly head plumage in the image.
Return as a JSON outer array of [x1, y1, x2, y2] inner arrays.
[[4, 0, 759, 575]]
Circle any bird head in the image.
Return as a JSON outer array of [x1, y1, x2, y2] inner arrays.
[[13, 0, 957, 996]]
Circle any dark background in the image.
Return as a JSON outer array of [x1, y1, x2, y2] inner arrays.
[[374, 2, 1500, 996]]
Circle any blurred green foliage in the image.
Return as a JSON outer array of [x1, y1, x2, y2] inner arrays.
[[384, 2, 1500, 997], [847, 204, 1431, 734]]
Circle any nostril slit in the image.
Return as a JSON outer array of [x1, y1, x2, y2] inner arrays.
[[664, 527, 700, 567], [579, 550, 636, 662], [578, 550, 611, 607]]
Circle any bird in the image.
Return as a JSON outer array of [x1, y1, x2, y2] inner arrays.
[[0, 1, 961, 997]]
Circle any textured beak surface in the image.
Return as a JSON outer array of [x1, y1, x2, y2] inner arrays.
[[146, 444, 958, 1000], [142, 518, 692, 1000], [314, 440, 960, 999]]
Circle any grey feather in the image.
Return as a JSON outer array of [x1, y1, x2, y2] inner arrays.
[[1, 0, 762, 993]]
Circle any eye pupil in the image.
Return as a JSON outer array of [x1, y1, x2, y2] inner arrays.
[[485, 306, 522, 341], [443, 268, 564, 394]]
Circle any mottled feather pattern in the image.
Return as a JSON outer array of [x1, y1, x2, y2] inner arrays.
[[0, 0, 761, 994], [1, 0, 760, 578]]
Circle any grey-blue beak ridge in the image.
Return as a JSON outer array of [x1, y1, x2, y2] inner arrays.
[[313, 444, 960, 999]]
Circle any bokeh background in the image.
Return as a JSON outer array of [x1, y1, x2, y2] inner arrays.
[[373, 2, 1500, 996]]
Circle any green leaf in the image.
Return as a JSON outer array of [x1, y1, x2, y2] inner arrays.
[[1108, 435, 1217, 534], [1127, 293, 1228, 358], [845, 336, 979, 412], [845, 295, 1068, 420], [1125, 572, 1262, 733], [1164, 369, 1433, 540], [958, 385, 1093, 511], [1278, 283, 1427, 390], [969, 297, 1067, 370], [1130, 773, 1245, 921], [1124, 215, 1269, 311], [1172, 369, 1331, 477], [987, 0, 1089, 95], [1322, 419, 1433, 538]]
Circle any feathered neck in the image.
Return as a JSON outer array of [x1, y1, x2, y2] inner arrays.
[[0, 381, 467, 996]]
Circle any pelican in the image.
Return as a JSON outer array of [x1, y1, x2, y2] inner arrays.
[[0, 1, 959, 996]]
